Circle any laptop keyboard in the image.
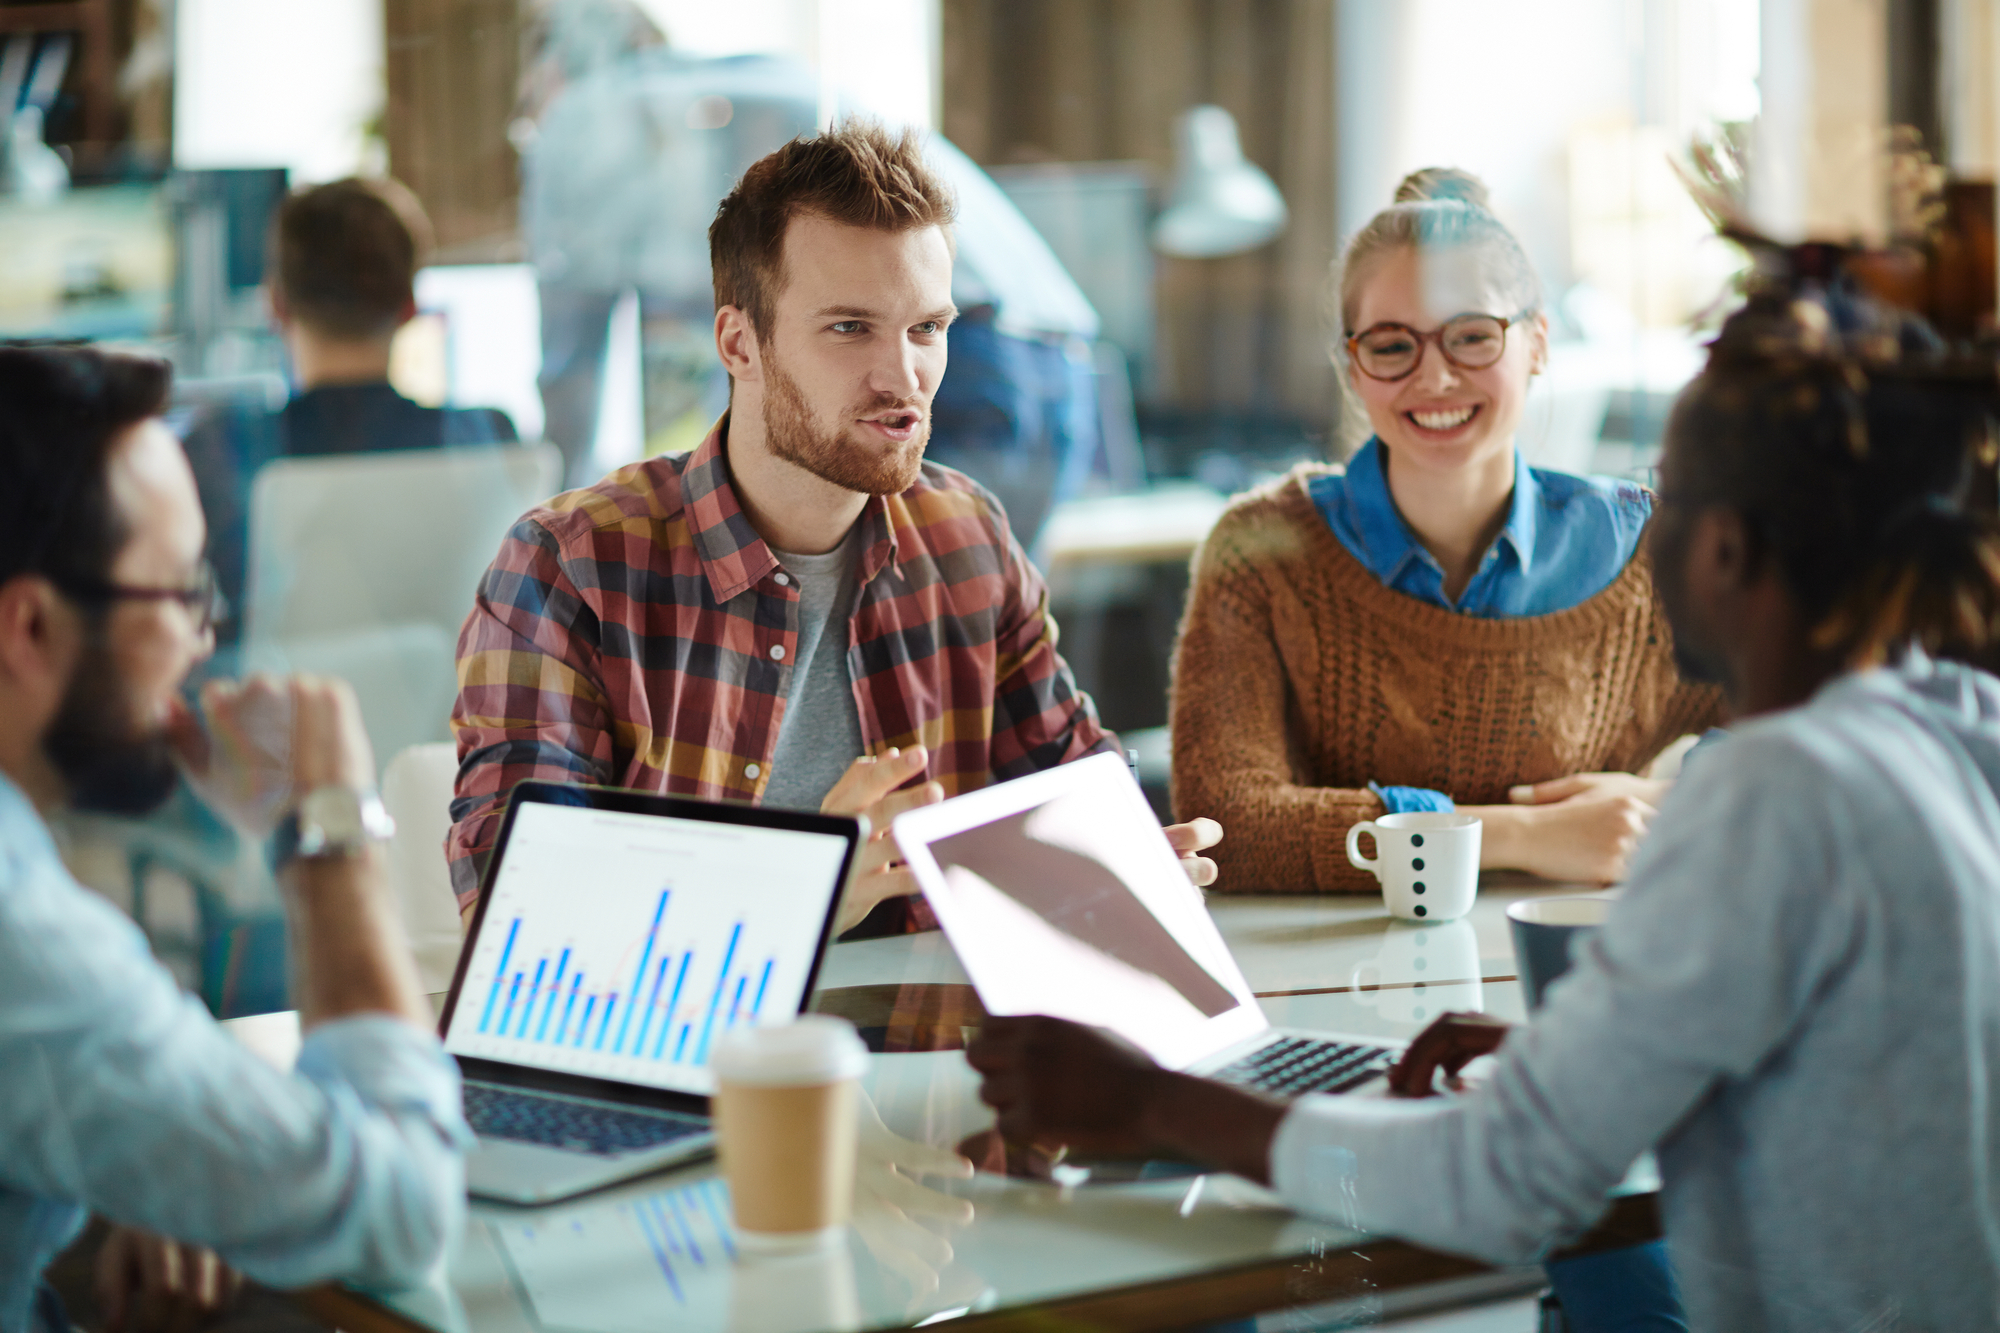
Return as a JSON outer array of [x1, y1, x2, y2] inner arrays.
[[1214, 1035, 1398, 1096], [465, 1083, 710, 1157]]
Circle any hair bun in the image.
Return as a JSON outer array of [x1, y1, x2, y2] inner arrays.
[[1394, 167, 1491, 209]]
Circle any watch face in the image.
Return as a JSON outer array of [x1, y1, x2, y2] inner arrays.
[[301, 787, 367, 845], [299, 787, 394, 849]]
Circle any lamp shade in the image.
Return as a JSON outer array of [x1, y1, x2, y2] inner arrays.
[[1150, 105, 1287, 258]]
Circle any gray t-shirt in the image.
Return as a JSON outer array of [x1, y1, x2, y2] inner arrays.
[[1272, 654, 2000, 1331], [762, 529, 867, 810]]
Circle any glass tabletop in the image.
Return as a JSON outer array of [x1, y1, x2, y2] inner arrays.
[[300, 875, 1647, 1333]]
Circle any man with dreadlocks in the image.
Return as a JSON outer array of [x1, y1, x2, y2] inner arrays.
[[962, 263, 2000, 1330]]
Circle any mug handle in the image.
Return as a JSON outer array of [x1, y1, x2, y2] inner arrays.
[[1346, 820, 1381, 873]]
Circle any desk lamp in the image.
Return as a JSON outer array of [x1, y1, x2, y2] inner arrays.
[[1150, 105, 1287, 258]]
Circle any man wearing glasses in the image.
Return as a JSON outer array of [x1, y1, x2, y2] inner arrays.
[[0, 345, 468, 1333]]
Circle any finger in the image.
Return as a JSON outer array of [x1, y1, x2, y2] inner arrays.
[[851, 864, 920, 905], [192, 1247, 224, 1312], [1162, 818, 1223, 852], [867, 1166, 977, 1222], [955, 1128, 1011, 1173], [1178, 854, 1217, 888], [822, 746, 930, 815], [1387, 1016, 1471, 1096], [879, 1133, 977, 1180], [871, 780, 945, 832], [852, 1205, 949, 1296], [1510, 774, 1588, 804], [95, 1230, 136, 1333], [1438, 1028, 1510, 1079]]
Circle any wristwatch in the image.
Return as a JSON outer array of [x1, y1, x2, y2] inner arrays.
[[270, 786, 397, 868]]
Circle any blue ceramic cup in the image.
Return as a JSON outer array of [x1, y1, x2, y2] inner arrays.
[[1506, 895, 1615, 1010]]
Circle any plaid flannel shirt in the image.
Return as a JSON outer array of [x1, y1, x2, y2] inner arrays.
[[448, 418, 1114, 913]]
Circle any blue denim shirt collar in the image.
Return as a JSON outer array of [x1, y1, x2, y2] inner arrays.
[[1333, 438, 1538, 608], [1308, 436, 1650, 619]]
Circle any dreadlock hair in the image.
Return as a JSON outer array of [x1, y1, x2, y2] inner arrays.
[[1662, 277, 2000, 670]]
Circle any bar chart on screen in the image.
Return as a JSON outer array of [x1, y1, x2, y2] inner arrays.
[[473, 889, 778, 1062], [444, 801, 850, 1090], [496, 1178, 737, 1326]]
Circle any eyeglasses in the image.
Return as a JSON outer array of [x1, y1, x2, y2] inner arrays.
[[1344, 313, 1528, 382], [58, 560, 226, 636]]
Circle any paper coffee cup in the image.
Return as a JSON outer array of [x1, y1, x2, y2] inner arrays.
[[711, 1016, 869, 1254]]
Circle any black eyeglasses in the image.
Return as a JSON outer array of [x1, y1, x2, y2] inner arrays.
[[1344, 312, 1531, 382], [58, 560, 225, 635]]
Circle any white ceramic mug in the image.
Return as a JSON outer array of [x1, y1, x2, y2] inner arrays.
[[1345, 812, 1482, 921]]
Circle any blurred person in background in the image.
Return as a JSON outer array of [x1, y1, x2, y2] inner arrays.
[[267, 177, 518, 458], [181, 176, 518, 639], [972, 270, 2000, 1332], [923, 139, 1104, 559], [518, 2, 1105, 550], [450, 122, 1221, 939], [1172, 168, 1720, 893], [0, 345, 467, 1333], [516, 0, 816, 484]]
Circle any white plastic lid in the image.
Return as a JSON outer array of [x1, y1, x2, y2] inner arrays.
[[710, 1016, 869, 1087]]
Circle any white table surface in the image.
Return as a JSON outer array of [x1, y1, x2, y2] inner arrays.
[[236, 873, 1614, 1333]]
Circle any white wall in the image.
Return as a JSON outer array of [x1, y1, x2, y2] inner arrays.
[[173, 0, 384, 181], [1335, 0, 1760, 326]]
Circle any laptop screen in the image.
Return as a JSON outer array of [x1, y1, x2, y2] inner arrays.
[[444, 799, 852, 1096], [894, 752, 1268, 1069]]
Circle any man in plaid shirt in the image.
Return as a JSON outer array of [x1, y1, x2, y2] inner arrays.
[[449, 122, 1222, 934]]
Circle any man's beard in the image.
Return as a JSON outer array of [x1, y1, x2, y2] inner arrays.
[[43, 630, 180, 816], [762, 353, 927, 496]]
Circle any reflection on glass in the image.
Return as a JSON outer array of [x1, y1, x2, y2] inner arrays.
[[477, 1090, 981, 1333]]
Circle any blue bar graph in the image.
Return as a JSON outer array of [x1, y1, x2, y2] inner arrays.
[[535, 949, 570, 1042], [725, 975, 748, 1030], [631, 1205, 684, 1302], [515, 958, 547, 1038], [652, 954, 694, 1058], [500, 972, 523, 1034], [468, 892, 778, 1068], [615, 892, 668, 1055], [694, 924, 742, 1065], [634, 952, 672, 1057], [477, 919, 520, 1033], [556, 972, 582, 1043]]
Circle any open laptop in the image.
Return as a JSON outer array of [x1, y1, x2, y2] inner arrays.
[[439, 782, 863, 1204], [892, 752, 1400, 1099]]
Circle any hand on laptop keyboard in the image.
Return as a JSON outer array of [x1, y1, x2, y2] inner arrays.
[[1385, 1011, 1511, 1097]]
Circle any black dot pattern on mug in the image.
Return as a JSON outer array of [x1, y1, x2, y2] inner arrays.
[[1412, 834, 1425, 847], [1414, 905, 1427, 917], [1412, 857, 1425, 871], [1413, 882, 1426, 894]]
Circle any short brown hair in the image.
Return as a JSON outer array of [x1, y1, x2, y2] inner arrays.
[[709, 120, 955, 341], [269, 177, 434, 339]]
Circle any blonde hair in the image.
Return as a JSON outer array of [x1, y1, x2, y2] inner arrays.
[[1330, 167, 1540, 340]]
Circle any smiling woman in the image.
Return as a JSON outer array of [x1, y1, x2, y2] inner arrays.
[[1170, 167, 1722, 895]]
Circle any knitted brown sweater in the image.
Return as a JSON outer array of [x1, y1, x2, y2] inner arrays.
[[1170, 467, 1723, 893]]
